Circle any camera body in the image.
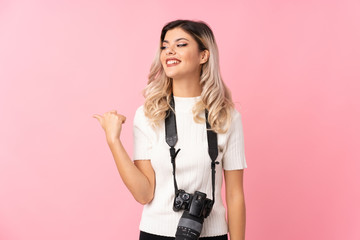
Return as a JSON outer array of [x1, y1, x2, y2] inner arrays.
[[173, 190, 214, 240], [173, 190, 214, 218]]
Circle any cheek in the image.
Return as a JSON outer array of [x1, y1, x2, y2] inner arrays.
[[186, 50, 200, 62], [184, 53, 201, 68], [160, 55, 167, 68], [160, 52, 165, 63]]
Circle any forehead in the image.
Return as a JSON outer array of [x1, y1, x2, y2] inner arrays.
[[163, 28, 194, 42]]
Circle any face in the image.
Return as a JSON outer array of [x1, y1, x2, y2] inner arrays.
[[160, 27, 208, 80]]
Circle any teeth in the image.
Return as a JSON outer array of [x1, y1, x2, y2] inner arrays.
[[167, 60, 180, 64]]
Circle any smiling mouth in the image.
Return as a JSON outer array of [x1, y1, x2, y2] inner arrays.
[[166, 60, 181, 67]]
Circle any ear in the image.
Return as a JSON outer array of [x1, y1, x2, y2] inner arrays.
[[200, 49, 209, 64]]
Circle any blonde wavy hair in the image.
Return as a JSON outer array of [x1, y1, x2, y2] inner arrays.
[[143, 19, 234, 134]]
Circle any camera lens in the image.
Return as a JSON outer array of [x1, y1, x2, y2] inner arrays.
[[175, 211, 204, 240], [182, 193, 190, 200]]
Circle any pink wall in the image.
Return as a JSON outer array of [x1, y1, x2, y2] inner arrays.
[[0, 0, 359, 239]]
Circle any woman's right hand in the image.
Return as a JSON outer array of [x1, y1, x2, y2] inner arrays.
[[92, 110, 126, 144]]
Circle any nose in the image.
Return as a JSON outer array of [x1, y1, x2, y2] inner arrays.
[[165, 45, 175, 55]]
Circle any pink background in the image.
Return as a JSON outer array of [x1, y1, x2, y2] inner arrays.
[[0, 0, 359, 239]]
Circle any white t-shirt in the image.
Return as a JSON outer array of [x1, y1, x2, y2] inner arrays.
[[132, 95, 247, 237]]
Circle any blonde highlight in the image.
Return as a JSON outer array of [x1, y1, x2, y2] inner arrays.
[[143, 20, 235, 134]]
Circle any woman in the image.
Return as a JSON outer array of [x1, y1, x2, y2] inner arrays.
[[93, 19, 247, 240]]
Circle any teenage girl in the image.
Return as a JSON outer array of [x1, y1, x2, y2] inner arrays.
[[93, 19, 247, 240]]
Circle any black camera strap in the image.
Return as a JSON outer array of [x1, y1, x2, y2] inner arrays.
[[165, 93, 219, 203]]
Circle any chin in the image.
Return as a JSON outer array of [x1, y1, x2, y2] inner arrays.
[[164, 70, 178, 79]]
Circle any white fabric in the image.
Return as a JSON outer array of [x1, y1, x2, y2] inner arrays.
[[132, 95, 247, 237]]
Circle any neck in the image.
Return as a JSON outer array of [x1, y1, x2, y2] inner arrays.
[[172, 76, 202, 97]]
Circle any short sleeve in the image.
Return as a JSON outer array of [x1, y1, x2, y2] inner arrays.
[[222, 109, 247, 170], [132, 106, 153, 161]]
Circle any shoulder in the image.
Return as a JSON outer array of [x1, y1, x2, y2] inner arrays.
[[134, 105, 147, 123], [133, 105, 157, 132], [217, 108, 242, 144], [135, 105, 145, 115], [227, 107, 242, 132], [133, 105, 147, 128], [230, 107, 241, 121]]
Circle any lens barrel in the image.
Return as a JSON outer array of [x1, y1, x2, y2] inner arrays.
[[173, 191, 214, 239], [175, 211, 204, 240]]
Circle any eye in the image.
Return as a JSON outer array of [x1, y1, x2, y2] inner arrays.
[[160, 43, 187, 50]]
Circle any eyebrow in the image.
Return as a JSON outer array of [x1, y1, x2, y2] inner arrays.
[[162, 38, 189, 43]]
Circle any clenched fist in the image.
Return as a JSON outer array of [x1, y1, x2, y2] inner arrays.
[[93, 110, 126, 144]]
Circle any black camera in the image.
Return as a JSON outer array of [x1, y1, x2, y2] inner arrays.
[[173, 190, 214, 240]]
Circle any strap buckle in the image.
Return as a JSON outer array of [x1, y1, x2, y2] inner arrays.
[[211, 161, 219, 169]]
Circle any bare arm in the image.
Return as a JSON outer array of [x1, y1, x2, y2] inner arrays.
[[107, 138, 155, 205], [93, 111, 155, 205], [224, 169, 246, 240]]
